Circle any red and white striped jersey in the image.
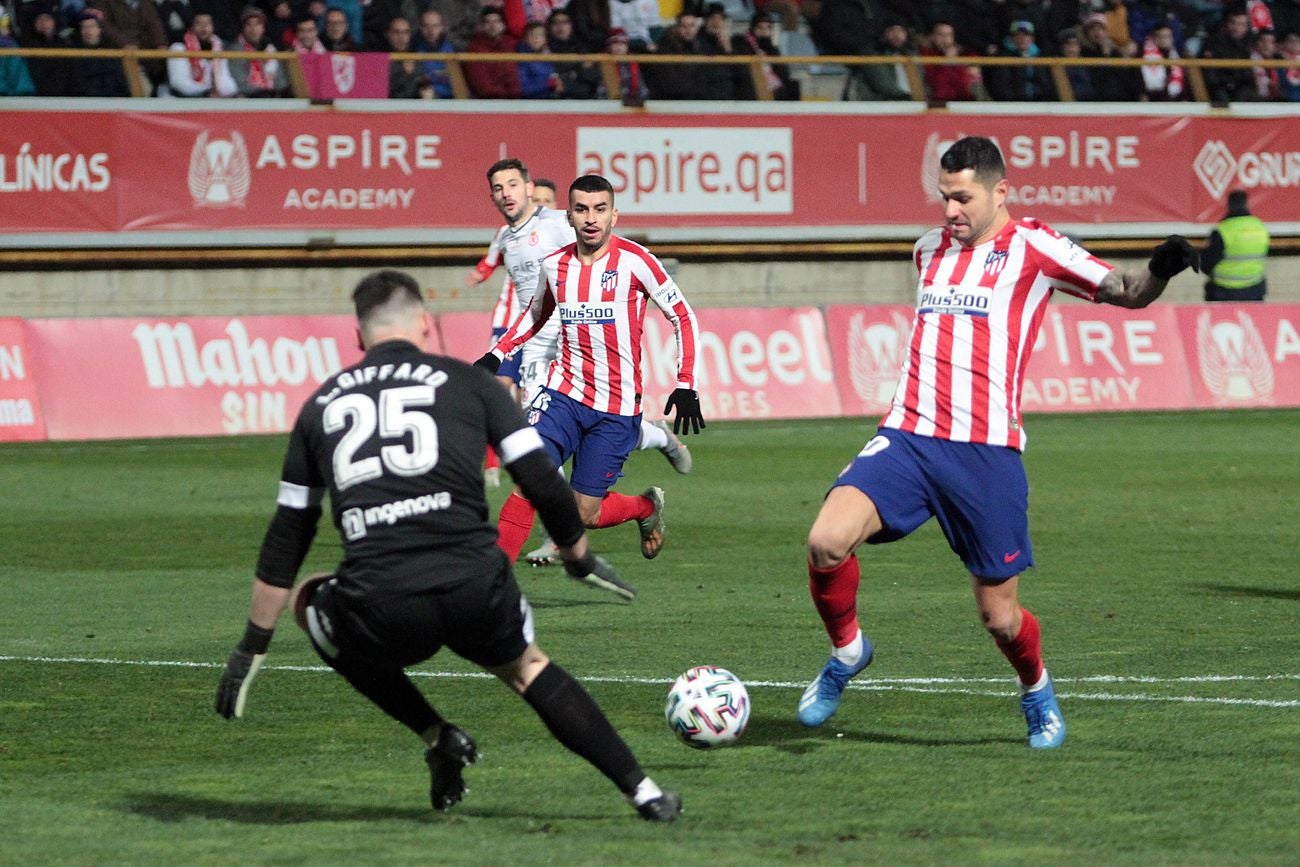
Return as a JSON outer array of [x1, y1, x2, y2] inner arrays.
[[492, 235, 699, 417], [881, 218, 1114, 450]]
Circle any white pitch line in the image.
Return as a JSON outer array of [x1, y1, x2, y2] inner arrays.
[[1, 654, 1298, 708]]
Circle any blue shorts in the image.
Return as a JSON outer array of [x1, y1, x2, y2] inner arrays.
[[833, 428, 1033, 580], [527, 388, 639, 497], [490, 326, 522, 383]]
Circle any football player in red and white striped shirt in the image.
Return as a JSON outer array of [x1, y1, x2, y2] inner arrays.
[[476, 174, 704, 585], [796, 136, 1199, 748]]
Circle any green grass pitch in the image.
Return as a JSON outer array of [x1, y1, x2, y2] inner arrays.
[[1, 411, 1298, 865]]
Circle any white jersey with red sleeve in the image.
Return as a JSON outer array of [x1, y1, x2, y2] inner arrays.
[[491, 278, 517, 331], [881, 218, 1114, 450], [492, 235, 699, 417]]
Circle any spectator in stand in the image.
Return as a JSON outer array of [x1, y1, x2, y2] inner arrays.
[[88, 0, 167, 92], [321, 4, 358, 49], [1044, 0, 1088, 46], [1250, 28, 1282, 100], [1201, 10, 1258, 103], [0, 7, 35, 95], [697, 3, 747, 99], [547, 8, 601, 98], [1080, 12, 1142, 101], [1202, 189, 1269, 302], [292, 15, 327, 53], [1279, 30, 1300, 101], [566, 0, 611, 51], [465, 6, 521, 97], [413, 9, 455, 97], [1056, 27, 1096, 100], [733, 11, 800, 100], [597, 26, 648, 102], [1100, 0, 1137, 56], [16, 8, 68, 96], [846, 18, 914, 101], [648, 10, 702, 99], [386, 14, 424, 96], [155, 0, 192, 45], [753, 0, 801, 33], [609, 0, 658, 51], [1141, 21, 1188, 100], [1275, 2, 1300, 47], [69, 9, 130, 95], [921, 20, 981, 103], [517, 20, 560, 96], [166, 11, 237, 97], [1127, 0, 1187, 50], [261, 1, 297, 50], [229, 5, 288, 96], [984, 19, 1055, 102], [16, 0, 60, 36], [320, 0, 360, 45], [192, 0, 242, 43], [995, 0, 1050, 51], [924, 0, 1001, 57], [363, 0, 417, 50]]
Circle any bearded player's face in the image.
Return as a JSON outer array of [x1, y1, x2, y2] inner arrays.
[[568, 188, 618, 254], [938, 168, 1007, 247], [489, 169, 533, 225]]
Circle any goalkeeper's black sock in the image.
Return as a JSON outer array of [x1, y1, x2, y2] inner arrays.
[[332, 659, 444, 737], [523, 661, 644, 795]]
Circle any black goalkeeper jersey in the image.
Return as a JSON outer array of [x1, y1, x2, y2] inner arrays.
[[277, 339, 531, 600]]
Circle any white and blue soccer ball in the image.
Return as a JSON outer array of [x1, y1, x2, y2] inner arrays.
[[664, 665, 750, 749]]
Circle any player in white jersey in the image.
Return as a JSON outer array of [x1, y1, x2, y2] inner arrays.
[[476, 174, 706, 584], [465, 160, 693, 568], [795, 136, 1199, 748]]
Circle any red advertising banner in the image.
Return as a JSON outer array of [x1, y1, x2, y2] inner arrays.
[[825, 302, 1196, 419], [438, 311, 494, 363], [1175, 304, 1300, 408], [641, 306, 841, 422], [25, 316, 367, 440], [2, 109, 1295, 235], [0, 318, 46, 442]]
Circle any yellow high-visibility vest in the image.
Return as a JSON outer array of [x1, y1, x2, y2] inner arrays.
[[1212, 215, 1269, 290]]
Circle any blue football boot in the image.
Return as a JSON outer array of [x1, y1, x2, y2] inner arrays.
[[1020, 673, 1066, 749], [796, 635, 874, 727]]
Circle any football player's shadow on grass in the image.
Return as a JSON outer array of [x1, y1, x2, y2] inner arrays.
[[1199, 583, 1300, 602], [737, 716, 1016, 752], [124, 792, 432, 824]]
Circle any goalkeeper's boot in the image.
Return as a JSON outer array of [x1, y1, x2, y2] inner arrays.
[[1020, 672, 1066, 749], [637, 487, 666, 560], [635, 790, 682, 823], [796, 634, 874, 727], [524, 536, 561, 566], [655, 421, 693, 474], [425, 724, 479, 811]]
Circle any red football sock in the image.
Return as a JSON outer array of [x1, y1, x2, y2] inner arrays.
[[808, 555, 861, 648], [995, 607, 1044, 687], [592, 491, 652, 528], [496, 492, 536, 562], [484, 446, 499, 470]]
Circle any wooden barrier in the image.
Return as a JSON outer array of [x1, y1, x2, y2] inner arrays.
[[1, 45, 1297, 103]]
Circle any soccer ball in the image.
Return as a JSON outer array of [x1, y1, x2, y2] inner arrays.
[[664, 665, 750, 749]]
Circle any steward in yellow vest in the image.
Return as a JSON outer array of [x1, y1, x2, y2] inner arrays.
[[1203, 189, 1268, 302]]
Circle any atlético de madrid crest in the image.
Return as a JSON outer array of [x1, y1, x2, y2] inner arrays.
[[983, 249, 1008, 276]]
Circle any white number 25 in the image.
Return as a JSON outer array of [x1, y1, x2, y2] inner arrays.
[[323, 385, 439, 490]]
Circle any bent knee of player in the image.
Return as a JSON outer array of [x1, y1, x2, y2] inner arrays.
[[488, 643, 551, 695], [806, 526, 858, 570]]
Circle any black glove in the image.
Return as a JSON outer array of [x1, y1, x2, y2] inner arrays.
[[1148, 235, 1199, 281], [663, 388, 705, 436], [215, 621, 272, 719], [474, 352, 501, 376]]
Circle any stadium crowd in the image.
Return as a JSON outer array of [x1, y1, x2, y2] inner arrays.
[[0, 0, 1297, 102]]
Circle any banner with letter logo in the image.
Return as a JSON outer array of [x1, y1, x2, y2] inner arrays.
[[1175, 304, 1300, 408]]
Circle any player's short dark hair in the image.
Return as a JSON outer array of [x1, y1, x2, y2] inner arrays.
[[939, 136, 1006, 186], [570, 173, 614, 203], [352, 269, 423, 323], [1227, 189, 1249, 210], [486, 157, 529, 183], [533, 177, 556, 192]]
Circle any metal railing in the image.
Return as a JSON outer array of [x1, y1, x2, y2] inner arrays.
[[2, 45, 1298, 102]]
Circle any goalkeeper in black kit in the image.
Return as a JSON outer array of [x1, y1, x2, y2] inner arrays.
[[215, 268, 680, 822]]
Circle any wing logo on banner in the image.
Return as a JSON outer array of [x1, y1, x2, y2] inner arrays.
[[921, 132, 969, 203], [332, 54, 357, 94], [1193, 140, 1236, 200], [847, 311, 911, 410], [188, 131, 251, 208], [1196, 311, 1273, 404]]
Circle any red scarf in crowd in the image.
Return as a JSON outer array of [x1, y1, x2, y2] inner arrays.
[[237, 36, 271, 90], [183, 29, 222, 82], [1141, 36, 1183, 98]]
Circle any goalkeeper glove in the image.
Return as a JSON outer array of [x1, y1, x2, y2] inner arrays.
[[1147, 235, 1199, 281], [215, 621, 273, 719], [663, 388, 705, 436], [474, 353, 501, 376]]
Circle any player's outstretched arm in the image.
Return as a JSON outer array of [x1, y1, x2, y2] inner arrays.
[[216, 578, 290, 719], [1097, 235, 1199, 309]]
